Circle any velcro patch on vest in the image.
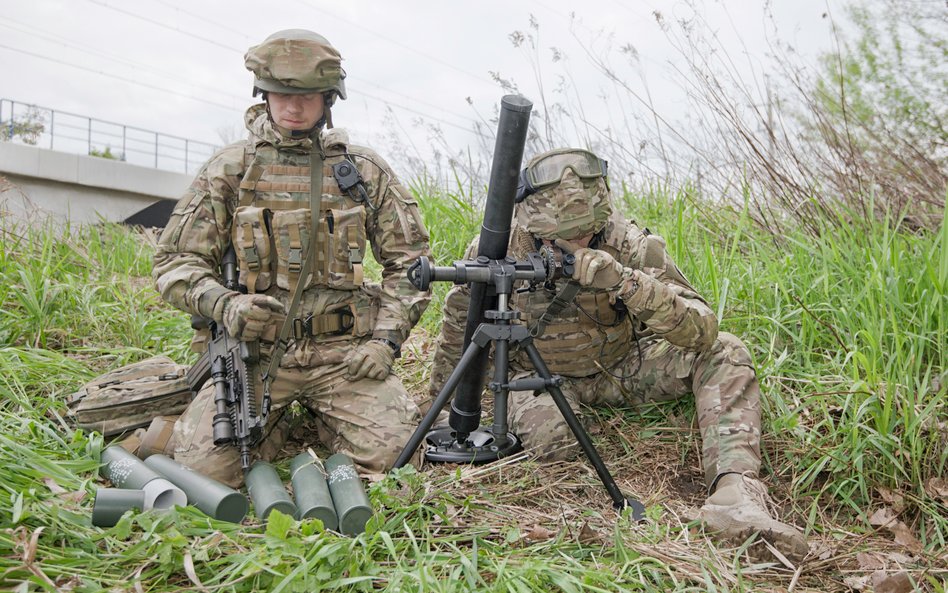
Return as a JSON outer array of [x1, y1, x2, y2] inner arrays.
[[267, 165, 310, 176], [255, 181, 312, 193]]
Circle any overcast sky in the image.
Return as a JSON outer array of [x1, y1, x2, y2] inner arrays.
[[2, 0, 839, 178]]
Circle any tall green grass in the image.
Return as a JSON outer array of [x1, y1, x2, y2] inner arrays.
[[0, 187, 945, 591]]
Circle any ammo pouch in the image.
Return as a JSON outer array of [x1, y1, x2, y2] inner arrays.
[[269, 205, 367, 291], [66, 356, 192, 437], [325, 206, 366, 289], [232, 206, 273, 293], [272, 208, 316, 290]]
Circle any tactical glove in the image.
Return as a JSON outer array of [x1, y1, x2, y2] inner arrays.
[[344, 339, 396, 381], [220, 293, 286, 341], [571, 248, 627, 291]]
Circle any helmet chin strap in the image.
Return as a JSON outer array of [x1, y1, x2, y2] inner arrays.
[[324, 106, 334, 129], [265, 100, 327, 138]]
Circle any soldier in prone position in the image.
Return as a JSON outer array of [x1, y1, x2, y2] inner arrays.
[[429, 148, 808, 562], [153, 30, 430, 487]]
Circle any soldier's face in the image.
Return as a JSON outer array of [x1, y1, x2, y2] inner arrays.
[[267, 92, 325, 130], [541, 234, 594, 249]]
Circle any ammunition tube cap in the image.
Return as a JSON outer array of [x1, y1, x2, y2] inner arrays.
[[142, 478, 188, 510]]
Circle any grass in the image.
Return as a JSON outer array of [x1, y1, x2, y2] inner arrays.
[[0, 185, 946, 592]]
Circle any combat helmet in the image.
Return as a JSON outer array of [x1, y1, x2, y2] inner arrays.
[[244, 29, 347, 105], [514, 148, 613, 240]]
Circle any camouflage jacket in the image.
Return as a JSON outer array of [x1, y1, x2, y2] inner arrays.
[[153, 105, 430, 349], [430, 211, 717, 391]]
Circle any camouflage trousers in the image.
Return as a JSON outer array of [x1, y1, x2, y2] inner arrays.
[[173, 338, 421, 488], [505, 332, 761, 488]]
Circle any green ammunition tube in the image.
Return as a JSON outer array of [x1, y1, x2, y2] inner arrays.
[[289, 453, 337, 530], [91, 488, 145, 527], [99, 446, 186, 510], [144, 454, 248, 523], [324, 454, 372, 536], [246, 461, 297, 522]]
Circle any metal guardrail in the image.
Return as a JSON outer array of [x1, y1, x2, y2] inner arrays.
[[0, 98, 219, 174]]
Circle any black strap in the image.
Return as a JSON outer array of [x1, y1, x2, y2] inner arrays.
[[529, 281, 581, 337]]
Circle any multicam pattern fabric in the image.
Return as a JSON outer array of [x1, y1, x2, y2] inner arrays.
[[429, 208, 762, 488], [154, 105, 430, 483], [155, 104, 430, 346], [244, 29, 347, 98], [514, 169, 612, 240], [174, 355, 421, 488], [67, 356, 192, 437]]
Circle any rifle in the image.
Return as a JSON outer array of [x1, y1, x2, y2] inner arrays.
[[186, 247, 268, 473]]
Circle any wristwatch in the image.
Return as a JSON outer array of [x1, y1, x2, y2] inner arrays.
[[372, 338, 399, 354]]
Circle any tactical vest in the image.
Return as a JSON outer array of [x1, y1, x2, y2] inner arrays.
[[508, 221, 635, 377], [231, 137, 367, 296]]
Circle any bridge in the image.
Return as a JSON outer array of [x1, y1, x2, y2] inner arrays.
[[1, 99, 218, 228], [1, 141, 191, 228]]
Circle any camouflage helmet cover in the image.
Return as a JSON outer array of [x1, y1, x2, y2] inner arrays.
[[244, 29, 347, 101], [514, 149, 613, 240]]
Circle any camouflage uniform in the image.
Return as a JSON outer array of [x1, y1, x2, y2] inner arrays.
[[430, 184, 760, 490], [154, 34, 430, 487]]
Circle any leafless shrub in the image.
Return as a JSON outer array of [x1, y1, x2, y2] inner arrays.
[[651, 0, 946, 235]]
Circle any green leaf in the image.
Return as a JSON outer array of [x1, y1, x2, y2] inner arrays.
[[265, 509, 294, 540]]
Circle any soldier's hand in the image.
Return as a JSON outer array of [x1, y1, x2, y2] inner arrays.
[[571, 248, 626, 291], [344, 340, 395, 381], [221, 294, 286, 341]]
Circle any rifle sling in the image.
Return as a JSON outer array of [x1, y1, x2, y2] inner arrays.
[[529, 280, 581, 337]]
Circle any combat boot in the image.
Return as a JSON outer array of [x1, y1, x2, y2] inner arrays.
[[698, 473, 809, 563]]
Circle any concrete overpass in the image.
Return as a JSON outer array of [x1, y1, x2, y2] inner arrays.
[[0, 142, 192, 228]]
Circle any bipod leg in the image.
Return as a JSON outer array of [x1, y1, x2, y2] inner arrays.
[[392, 339, 485, 469], [522, 341, 645, 519]]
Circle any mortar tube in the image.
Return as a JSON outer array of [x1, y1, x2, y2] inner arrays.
[[450, 94, 533, 439]]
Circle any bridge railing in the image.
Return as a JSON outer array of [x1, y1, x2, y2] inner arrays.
[[0, 98, 219, 174]]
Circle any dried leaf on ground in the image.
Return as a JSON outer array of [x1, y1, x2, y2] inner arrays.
[[523, 524, 557, 542], [870, 570, 915, 593], [926, 477, 948, 503], [868, 506, 898, 527], [886, 552, 915, 565], [856, 551, 885, 570], [888, 523, 922, 554], [877, 487, 904, 513], [577, 521, 604, 545], [867, 507, 922, 553], [843, 574, 871, 591]]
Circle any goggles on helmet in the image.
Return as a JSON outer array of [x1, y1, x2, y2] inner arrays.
[[516, 149, 608, 203]]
